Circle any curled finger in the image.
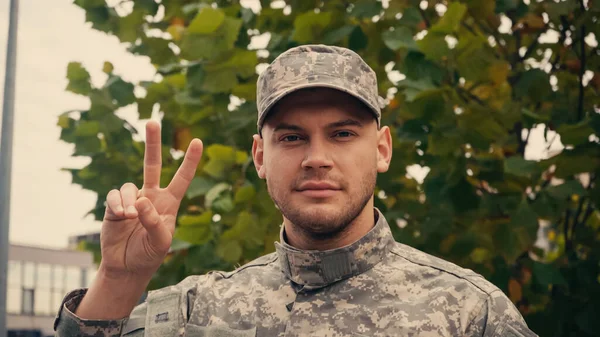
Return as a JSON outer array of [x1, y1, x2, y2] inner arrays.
[[105, 189, 124, 219], [120, 182, 139, 218]]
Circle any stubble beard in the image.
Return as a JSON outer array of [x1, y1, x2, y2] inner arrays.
[[267, 169, 377, 241]]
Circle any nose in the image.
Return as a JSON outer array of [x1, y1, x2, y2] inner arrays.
[[301, 138, 333, 170]]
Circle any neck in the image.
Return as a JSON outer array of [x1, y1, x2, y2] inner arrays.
[[284, 201, 376, 251]]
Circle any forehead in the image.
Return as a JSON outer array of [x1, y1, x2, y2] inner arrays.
[[264, 88, 375, 127]]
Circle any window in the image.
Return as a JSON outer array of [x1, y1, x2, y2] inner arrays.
[[65, 266, 81, 290], [52, 265, 65, 294], [8, 260, 21, 287], [6, 284, 20, 313], [23, 262, 36, 289], [34, 288, 52, 316], [22, 288, 34, 315], [37, 264, 52, 290]]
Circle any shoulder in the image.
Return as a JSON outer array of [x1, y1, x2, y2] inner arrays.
[[213, 252, 279, 279], [386, 242, 537, 336], [387, 241, 499, 296]]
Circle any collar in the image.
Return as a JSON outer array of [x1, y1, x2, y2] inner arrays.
[[274, 208, 394, 288]]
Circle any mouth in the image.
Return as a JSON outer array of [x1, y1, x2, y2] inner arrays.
[[295, 181, 341, 198], [296, 189, 340, 198]]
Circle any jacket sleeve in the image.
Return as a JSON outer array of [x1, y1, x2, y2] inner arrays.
[[53, 288, 148, 337], [465, 290, 538, 337]]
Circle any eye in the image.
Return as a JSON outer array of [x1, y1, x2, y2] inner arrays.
[[282, 135, 302, 142], [334, 131, 354, 138]]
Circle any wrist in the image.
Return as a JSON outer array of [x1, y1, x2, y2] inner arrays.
[[74, 267, 151, 320]]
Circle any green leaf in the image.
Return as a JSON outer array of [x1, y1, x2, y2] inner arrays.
[[205, 183, 231, 208], [75, 121, 100, 137], [382, 27, 418, 51], [102, 61, 114, 74], [429, 2, 467, 34], [179, 211, 213, 226], [216, 240, 242, 263], [556, 121, 595, 146], [180, 17, 242, 60], [57, 113, 73, 129], [105, 76, 136, 107], [401, 51, 443, 84], [232, 82, 257, 101], [188, 7, 225, 34], [293, 11, 332, 43], [234, 184, 256, 204], [169, 238, 192, 252], [416, 33, 450, 62], [186, 176, 217, 199], [135, 0, 159, 16], [323, 25, 356, 44], [66, 62, 92, 95], [212, 195, 235, 213], [495, 0, 519, 13], [174, 222, 212, 245], [348, 25, 368, 51], [546, 180, 586, 200], [514, 69, 552, 101], [532, 262, 567, 286], [116, 9, 145, 43], [398, 77, 437, 101], [350, 0, 382, 18], [504, 157, 538, 177], [397, 7, 423, 27], [510, 199, 538, 239]]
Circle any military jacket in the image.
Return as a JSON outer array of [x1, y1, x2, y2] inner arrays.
[[54, 209, 537, 336]]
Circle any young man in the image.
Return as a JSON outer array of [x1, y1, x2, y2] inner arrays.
[[54, 45, 537, 336]]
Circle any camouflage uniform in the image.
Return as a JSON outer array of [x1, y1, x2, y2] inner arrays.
[[53, 45, 538, 336], [54, 209, 536, 336]]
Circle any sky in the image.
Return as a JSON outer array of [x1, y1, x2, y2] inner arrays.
[[0, 0, 155, 248], [0, 0, 574, 249]]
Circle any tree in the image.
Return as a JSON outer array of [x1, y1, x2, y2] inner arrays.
[[59, 0, 600, 335]]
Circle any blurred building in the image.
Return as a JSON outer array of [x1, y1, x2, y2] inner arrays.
[[67, 232, 101, 250], [6, 243, 97, 337]]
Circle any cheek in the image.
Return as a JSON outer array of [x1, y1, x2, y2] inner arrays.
[[264, 151, 295, 184]]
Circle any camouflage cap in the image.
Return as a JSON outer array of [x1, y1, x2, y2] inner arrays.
[[256, 44, 384, 133]]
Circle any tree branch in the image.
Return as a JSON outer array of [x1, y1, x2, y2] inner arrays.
[[565, 208, 573, 253], [419, 7, 430, 28], [520, 30, 545, 61], [577, 0, 587, 121]]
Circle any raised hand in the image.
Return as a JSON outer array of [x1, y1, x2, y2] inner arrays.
[[99, 120, 203, 279]]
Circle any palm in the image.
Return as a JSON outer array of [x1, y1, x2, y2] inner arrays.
[[99, 121, 203, 277]]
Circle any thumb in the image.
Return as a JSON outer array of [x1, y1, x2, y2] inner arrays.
[[135, 197, 172, 255]]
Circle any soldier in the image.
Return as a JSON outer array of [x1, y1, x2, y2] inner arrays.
[[54, 45, 538, 336]]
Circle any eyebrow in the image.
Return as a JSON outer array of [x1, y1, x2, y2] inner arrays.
[[272, 119, 364, 132]]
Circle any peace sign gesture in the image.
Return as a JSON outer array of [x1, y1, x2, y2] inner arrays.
[[99, 120, 203, 279]]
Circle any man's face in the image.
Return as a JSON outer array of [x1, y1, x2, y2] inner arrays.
[[252, 88, 392, 238]]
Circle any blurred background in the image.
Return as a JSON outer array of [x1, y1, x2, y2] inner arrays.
[[1, 0, 599, 336]]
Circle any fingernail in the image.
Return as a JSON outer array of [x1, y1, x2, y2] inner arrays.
[[117, 206, 124, 213], [127, 206, 137, 214]]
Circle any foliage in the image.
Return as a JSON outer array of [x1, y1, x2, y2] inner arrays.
[[60, 0, 600, 335]]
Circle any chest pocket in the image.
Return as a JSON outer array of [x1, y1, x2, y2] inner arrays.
[[184, 323, 256, 337]]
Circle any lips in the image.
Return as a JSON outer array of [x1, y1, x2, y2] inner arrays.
[[296, 181, 341, 191], [296, 181, 341, 198]]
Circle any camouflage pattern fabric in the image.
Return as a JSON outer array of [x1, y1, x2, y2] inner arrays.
[[54, 209, 538, 336], [256, 44, 385, 133]]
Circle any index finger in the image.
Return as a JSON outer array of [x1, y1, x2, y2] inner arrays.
[[143, 121, 162, 189], [167, 138, 203, 200]]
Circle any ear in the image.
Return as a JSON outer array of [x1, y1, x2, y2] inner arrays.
[[252, 134, 266, 179], [376, 126, 392, 173]]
